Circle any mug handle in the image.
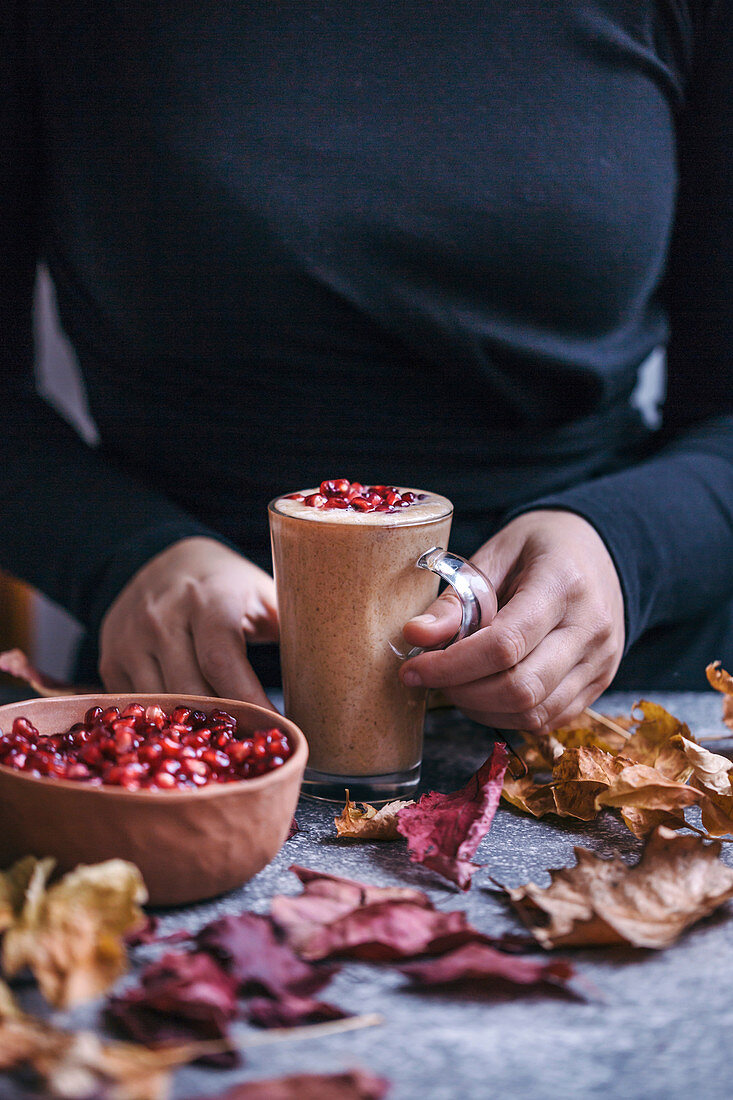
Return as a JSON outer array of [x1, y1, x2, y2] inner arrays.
[[395, 546, 498, 661]]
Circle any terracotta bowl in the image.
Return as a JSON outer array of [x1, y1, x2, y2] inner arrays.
[[0, 694, 307, 906]]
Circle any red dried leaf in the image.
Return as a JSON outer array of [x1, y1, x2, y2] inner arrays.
[[396, 742, 510, 889], [247, 993, 349, 1028], [125, 916, 191, 948], [295, 900, 476, 962], [195, 1069, 389, 1100], [399, 941, 576, 993], [271, 867, 431, 955], [105, 950, 239, 1067], [196, 911, 336, 998]]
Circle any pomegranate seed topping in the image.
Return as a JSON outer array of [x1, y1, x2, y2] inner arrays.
[[320, 478, 350, 497], [402, 491, 416, 503], [324, 497, 349, 509], [284, 492, 306, 501], [304, 493, 328, 508]]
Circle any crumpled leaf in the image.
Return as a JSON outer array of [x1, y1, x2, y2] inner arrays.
[[594, 763, 700, 837], [125, 915, 191, 948], [105, 951, 239, 1067], [271, 866, 434, 956], [2, 859, 147, 1009], [501, 774, 555, 817], [0, 648, 82, 696], [508, 826, 733, 949], [398, 941, 576, 993], [247, 993, 349, 1029], [552, 746, 628, 820], [0, 855, 54, 933], [622, 701, 694, 781], [294, 899, 477, 962], [199, 1068, 389, 1100], [0, 1011, 200, 1100], [196, 911, 336, 998], [396, 741, 509, 889], [675, 735, 733, 795], [706, 662, 733, 733], [552, 712, 630, 755], [335, 792, 414, 840]]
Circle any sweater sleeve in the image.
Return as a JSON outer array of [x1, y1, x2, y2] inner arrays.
[[506, 0, 733, 652], [0, 2, 231, 643]]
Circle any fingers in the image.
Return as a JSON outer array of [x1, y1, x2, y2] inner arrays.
[[100, 653, 165, 694], [401, 567, 563, 690], [455, 663, 606, 733], [401, 592, 462, 649], [191, 586, 275, 710]]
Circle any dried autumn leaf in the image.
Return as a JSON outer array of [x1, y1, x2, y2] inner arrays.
[[508, 826, 733, 949], [675, 735, 733, 795], [294, 899, 476, 962], [201, 1068, 389, 1100], [247, 993, 349, 1029], [196, 911, 336, 998], [706, 662, 733, 731], [622, 700, 693, 781], [501, 774, 555, 817], [0, 647, 81, 696], [271, 866, 435, 956], [594, 763, 700, 837], [0, 1012, 200, 1100], [399, 941, 576, 993], [0, 855, 54, 933], [106, 951, 239, 1067], [2, 858, 147, 1009], [396, 741, 509, 889], [552, 712, 630, 755], [552, 746, 628, 821], [335, 792, 414, 840]]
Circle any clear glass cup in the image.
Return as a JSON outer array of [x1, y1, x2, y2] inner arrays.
[[268, 488, 496, 801]]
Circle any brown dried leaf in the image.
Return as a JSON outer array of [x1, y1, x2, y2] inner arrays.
[[501, 774, 555, 817], [622, 700, 694, 781], [594, 763, 700, 838], [698, 790, 733, 837], [0, 856, 54, 933], [334, 792, 414, 840], [706, 662, 733, 731], [0, 1012, 198, 1100], [2, 859, 147, 1009], [552, 747, 628, 821], [508, 826, 733, 949], [553, 712, 630, 755], [674, 735, 733, 796]]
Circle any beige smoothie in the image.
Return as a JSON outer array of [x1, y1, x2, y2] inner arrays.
[[269, 483, 453, 798]]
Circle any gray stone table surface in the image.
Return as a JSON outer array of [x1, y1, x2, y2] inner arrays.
[[6, 690, 733, 1100]]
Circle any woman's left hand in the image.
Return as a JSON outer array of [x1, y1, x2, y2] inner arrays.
[[400, 510, 625, 733]]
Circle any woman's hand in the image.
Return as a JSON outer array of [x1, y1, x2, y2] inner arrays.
[[400, 510, 625, 732], [99, 537, 279, 709]]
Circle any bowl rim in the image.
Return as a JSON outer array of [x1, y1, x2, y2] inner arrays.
[[0, 693, 308, 801]]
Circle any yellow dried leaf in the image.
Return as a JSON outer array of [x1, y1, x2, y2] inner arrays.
[[3, 859, 147, 1009], [335, 792, 414, 840], [553, 713, 630, 755], [622, 701, 694, 781], [0, 856, 54, 933], [508, 826, 733, 949]]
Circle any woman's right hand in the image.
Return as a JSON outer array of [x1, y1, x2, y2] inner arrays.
[[98, 537, 279, 709]]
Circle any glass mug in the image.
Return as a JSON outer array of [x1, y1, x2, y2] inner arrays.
[[268, 488, 496, 801]]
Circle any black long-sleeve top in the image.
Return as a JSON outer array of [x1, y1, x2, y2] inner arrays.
[[1, 0, 732, 682]]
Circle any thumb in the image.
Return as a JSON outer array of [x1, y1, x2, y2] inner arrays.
[[402, 591, 463, 649]]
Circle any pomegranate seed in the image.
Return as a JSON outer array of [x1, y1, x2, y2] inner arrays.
[[374, 503, 392, 511], [171, 706, 192, 725], [84, 706, 104, 725], [153, 772, 176, 789], [284, 492, 306, 501], [304, 493, 328, 508], [320, 478, 350, 497], [350, 496, 371, 511], [101, 707, 120, 724], [324, 497, 349, 509], [402, 491, 416, 503], [144, 705, 166, 728], [190, 711, 207, 728], [385, 490, 400, 505], [120, 703, 146, 721], [12, 717, 38, 739]]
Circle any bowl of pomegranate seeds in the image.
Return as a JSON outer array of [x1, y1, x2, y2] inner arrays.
[[0, 695, 307, 905]]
